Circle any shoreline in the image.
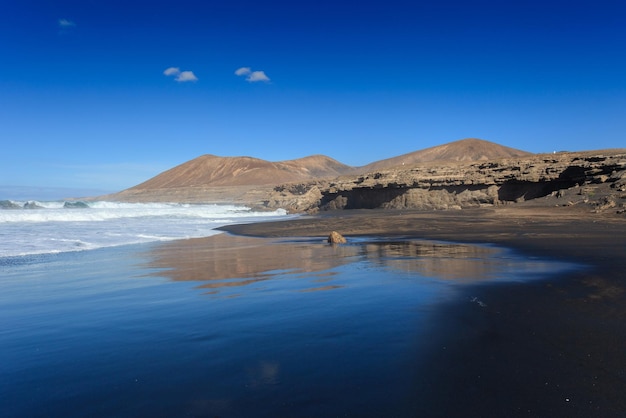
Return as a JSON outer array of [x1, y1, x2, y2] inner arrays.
[[218, 206, 625, 263], [215, 206, 626, 416]]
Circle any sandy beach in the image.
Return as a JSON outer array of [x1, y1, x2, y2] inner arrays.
[[207, 206, 626, 416]]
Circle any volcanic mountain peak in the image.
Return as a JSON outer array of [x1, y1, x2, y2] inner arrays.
[[283, 155, 354, 177], [359, 138, 531, 172], [129, 153, 353, 190], [119, 138, 532, 196]]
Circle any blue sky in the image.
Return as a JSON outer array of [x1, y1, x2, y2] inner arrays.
[[1, 0, 624, 198]]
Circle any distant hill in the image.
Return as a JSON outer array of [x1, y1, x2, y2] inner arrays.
[[127, 154, 353, 190], [358, 138, 532, 172], [105, 138, 533, 203]]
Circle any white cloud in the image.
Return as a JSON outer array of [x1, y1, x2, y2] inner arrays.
[[235, 67, 251, 76], [235, 67, 270, 83], [164, 67, 197, 82], [163, 67, 180, 76], [175, 71, 198, 82], [247, 70, 270, 82], [58, 18, 76, 28]]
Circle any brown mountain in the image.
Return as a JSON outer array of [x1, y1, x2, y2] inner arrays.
[[102, 138, 533, 203], [128, 154, 352, 190], [358, 138, 532, 172]]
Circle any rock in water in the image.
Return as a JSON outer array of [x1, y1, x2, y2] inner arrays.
[[23, 201, 44, 209], [64, 201, 90, 209], [0, 200, 21, 209], [328, 231, 347, 244]]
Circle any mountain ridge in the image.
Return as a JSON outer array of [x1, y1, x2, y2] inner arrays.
[[359, 138, 532, 172], [129, 153, 353, 189], [125, 138, 530, 191]]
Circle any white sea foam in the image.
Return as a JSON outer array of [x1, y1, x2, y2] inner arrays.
[[0, 201, 290, 258]]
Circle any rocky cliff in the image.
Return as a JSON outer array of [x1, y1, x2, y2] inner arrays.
[[266, 150, 626, 214]]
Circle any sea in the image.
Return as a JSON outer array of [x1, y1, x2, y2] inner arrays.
[[0, 200, 289, 258], [0, 200, 579, 416]]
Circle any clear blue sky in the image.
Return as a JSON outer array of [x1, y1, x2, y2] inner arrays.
[[1, 0, 624, 198]]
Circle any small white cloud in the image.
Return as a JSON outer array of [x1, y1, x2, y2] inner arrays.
[[235, 67, 270, 83], [235, 67, 251, 76], [247, 70, 270, 82], [164, 67, 197, 82], [175, 71, 198, 82], [58, 18, 76, 28], [163, 67, 180, 76]]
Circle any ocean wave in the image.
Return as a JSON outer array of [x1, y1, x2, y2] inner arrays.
[[0, 201, 286, 223], [0, 202, 291, 258]]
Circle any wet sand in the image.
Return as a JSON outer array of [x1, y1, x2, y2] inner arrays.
[[214, 206, 626, 416]]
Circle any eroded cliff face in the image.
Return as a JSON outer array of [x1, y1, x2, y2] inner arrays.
[[266, 151, 626, 213]]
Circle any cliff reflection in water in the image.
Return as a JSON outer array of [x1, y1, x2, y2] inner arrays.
[[143, 235, 359, 293], [143, 234, 537, 293], [361, 240, 499, 281]]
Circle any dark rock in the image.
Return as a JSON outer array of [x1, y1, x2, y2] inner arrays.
[[594, 196, 617, 212], [23, 201, 44, 209], [0, 200, 21, 209], [64, 201, 90, 209]]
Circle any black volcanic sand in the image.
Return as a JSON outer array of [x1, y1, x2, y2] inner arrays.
[[218, 207, 626, 417]]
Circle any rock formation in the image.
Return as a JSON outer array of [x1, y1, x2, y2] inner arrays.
[[267, 150, 626, 213], [327, 231, 347, 244]]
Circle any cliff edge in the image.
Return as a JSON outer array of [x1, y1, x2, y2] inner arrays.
[[267, 150, 626, 214]]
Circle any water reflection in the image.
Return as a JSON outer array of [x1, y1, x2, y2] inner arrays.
[[360, 240, 501, 281], [143, 234, 359, 293], [143, 234, 556, 293]]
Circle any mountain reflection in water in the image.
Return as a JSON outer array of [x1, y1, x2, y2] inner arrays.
[[143, 234, 554, 292]]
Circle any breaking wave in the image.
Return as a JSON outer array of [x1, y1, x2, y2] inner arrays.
[[0, 201, 290, 257]]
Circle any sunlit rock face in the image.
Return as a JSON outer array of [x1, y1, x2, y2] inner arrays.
[[268, 151, 626, 213], [328, 231, 347, 244]]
